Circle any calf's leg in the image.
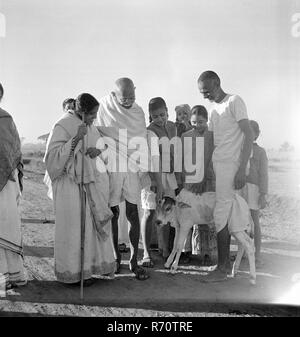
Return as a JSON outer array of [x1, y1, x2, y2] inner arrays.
[[232, 231, 256, 285], [170, 224, 193, 272], [165, 226, 179, 269], [232, 243, 244, 276]]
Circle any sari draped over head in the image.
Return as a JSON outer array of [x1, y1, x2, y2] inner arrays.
[[0, 108, 22, 192], [44, 112, 113, 240]]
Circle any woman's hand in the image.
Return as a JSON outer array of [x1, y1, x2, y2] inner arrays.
[[86, 147, 101, 159], [76, 124, 87, 140]]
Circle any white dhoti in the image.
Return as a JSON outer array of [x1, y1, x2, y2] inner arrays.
[[213, 161, 251, 234]]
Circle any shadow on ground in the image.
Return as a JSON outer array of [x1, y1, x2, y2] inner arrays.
[[2, 227, 300, 317], [0, 245, 299, 316]]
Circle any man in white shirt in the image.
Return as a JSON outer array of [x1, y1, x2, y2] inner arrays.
[[198, 71, 254, 282]]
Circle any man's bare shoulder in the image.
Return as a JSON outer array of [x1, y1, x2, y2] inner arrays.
[[229, 94, 242, 102]]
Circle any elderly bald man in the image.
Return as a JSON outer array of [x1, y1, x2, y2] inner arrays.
[[198, 71, 254, 282], [96, 78, 162, 280]]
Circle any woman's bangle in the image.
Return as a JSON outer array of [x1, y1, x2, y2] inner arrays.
[[71, 136, 80, 151]]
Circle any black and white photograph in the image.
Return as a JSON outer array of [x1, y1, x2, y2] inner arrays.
[[0, 0, 300, 321]]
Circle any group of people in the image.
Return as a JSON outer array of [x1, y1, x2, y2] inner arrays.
[[0, 71, 268, 290]]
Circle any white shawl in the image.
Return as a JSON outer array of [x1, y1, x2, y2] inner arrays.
[[96, 93, 149, 172]]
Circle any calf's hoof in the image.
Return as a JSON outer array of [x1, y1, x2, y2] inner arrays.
[[164, 263, 171, 269], [249, 277, 256, 285], [232, 269, 238, 277]]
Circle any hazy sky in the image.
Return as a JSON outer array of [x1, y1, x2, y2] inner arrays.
[[0, 0, 299, 150]]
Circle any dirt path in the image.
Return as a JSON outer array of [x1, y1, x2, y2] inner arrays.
[[1, 220, 300, 317], [1, 159, 300, 317]]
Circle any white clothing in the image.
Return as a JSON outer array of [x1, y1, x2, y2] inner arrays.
[[96, 93, 149, 173], [44, 113, 116, 283], [109, 171, 142, 207], [208, 94, 248, 163], [213, 161, 239, 232], [240, 182, 260, 210], [140, 130, 177, 209], [208, 93, 249, 233]]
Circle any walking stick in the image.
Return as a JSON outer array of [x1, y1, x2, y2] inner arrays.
[[80, 111, 86, 300]]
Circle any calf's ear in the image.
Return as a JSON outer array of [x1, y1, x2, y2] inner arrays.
[[177, 201, 191, 209]]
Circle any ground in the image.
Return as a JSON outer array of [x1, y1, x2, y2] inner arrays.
[[1, 149, 300, 317]]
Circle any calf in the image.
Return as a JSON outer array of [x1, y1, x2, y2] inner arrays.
[[155, 189, 256, 285]]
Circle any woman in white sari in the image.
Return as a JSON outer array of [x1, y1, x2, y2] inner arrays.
[[44, 93, 116, 285], [0, 82, 27, 291]]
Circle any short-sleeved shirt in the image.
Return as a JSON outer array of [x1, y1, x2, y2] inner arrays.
[[246, 143, 268, 194], [208, 94, 248, 163]]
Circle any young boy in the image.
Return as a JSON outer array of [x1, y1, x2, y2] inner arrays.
[[175, 104, 192, 137], [62, 98, 75, 113], [180, 105, 215, 264], [241, 120, 268, 267], [140, 97, 178, 266]]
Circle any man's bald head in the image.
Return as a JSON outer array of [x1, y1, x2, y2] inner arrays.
[[198, 71, 223, 102], [114, 77, 136, 109], [115, 77, 134, 91], [198, 71, 221, 87]]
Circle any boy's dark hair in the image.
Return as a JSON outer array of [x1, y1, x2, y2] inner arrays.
[[75, 93, 99, 114], [148, 97, 167, 114], [250, 120, 260, 134], [0, 82, 4, 101], [62, 98, 75, 110], [191, 105, 208, 121]]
